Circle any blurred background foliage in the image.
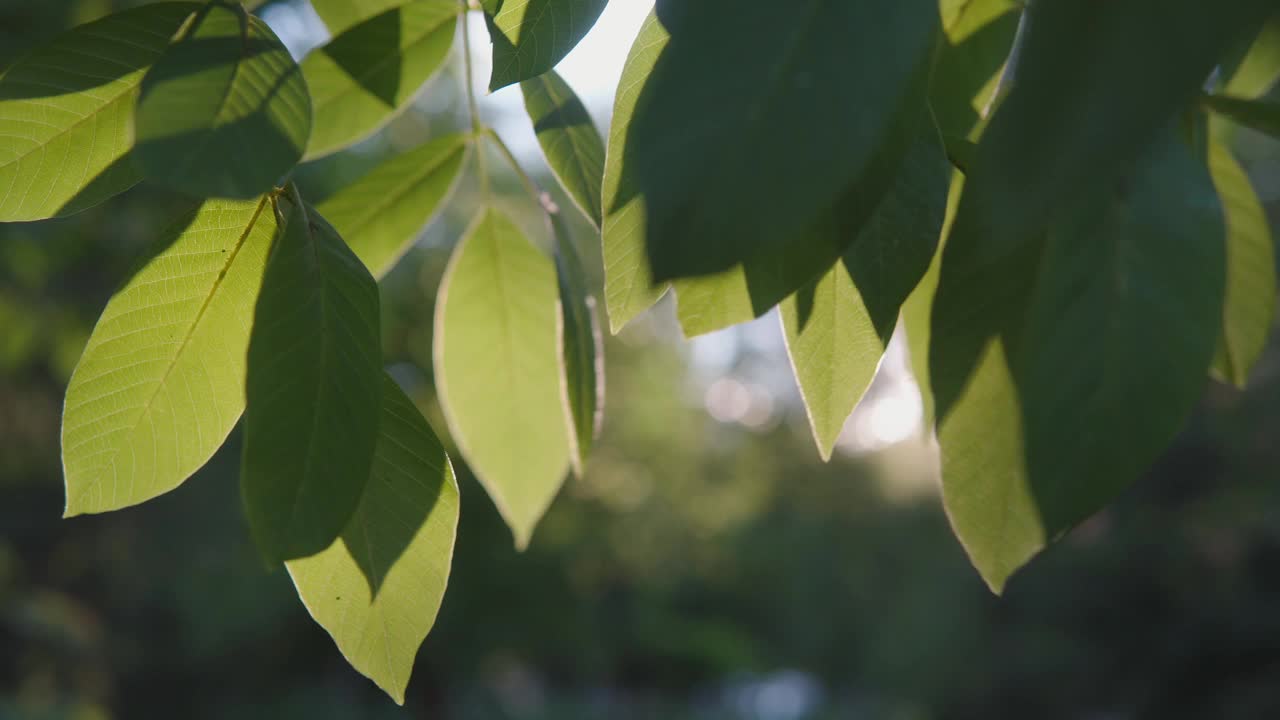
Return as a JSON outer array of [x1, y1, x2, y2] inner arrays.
[[4, 1, 1280, 718]]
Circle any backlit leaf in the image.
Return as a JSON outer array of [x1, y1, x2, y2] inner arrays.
[[932, 133, 1225, 593], [780, 131, 949, 459], [0, 3, 196, 221], [288, 373, 459, 705], [483, 0, 609, 91], [434, 209, 570, 549], [63, 197, 277, 516], [601, 10, 668, 334], [242, 198, 382, 564], [552, 218, 603, 476], [316, 133, 469, 279], [303, 1, 457, 160], [1220, 12, 1280, 98], [1201, 94, 1280, 139], [629, 0, 939, 282], [311, 0, 409, 35], [1208, 141, 1276, 387], [522, 70, 605, 228], [135, 0, 312, 199]]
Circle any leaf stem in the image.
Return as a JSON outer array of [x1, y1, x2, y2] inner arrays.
[[483, 127, 559, 217]]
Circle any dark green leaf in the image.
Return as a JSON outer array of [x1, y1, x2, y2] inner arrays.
[[522, 70, 605, 228], [629, 0, 938, 282], [287, 373, 458, 705], [434, 208, 570, 548], [1201, 94, 1280, 139], [63, 197, 277, 515], [316, 133, 469, 279], [1219, 12, 1280, 98], [484, 0, 609, 91], [1208, 141, 1276, 387], [929, 0, 1020, 140], [780, 131, 949, 458], [932, 133, 1225, 592], [552, 219, 604, 476], [601, 10, 668, 334], [242, 197, 383, 564], [0, 3, 196, 221], [135, 0, 312, 199], [303, 1, 457, 160]]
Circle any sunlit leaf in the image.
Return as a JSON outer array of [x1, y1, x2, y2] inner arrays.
[[316, 133, 469, 279], [311, 0, 409, 35], [522, 70, 605, 228], [242, 198, 382, 564], [552, 218, 603, 476], [1201, 94, 1280, 139], [288, 373, 459, 705], [601, 10, 668, 334], [930, 0, 1019, 140], [303, 1, 457, 160], [0, 3, 196, 221], [780, 132, 949, 459], [1220, 12, 1280, 98], [135, 0, 312, 199], [933, 133, 1225, 593], [629, 0, 939, 282], [434, 209, 570, 548], [483, 0, 609, 91], [63, 197, 276, 516], [1208, 141, 1276, 387]]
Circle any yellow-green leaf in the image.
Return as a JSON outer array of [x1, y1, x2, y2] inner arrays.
[[522, 70, 605, 228], [484, 0, 609, 91]]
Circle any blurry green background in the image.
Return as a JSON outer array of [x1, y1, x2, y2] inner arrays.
[[4, 1, 1280, 718]]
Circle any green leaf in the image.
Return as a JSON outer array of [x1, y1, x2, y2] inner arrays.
[[780, 131, 949, 458], [1208, 141, 1276, 387], [601, 10, 668, 334], [628, 0, 938, 282], [134, 0, 312, 199], [954, 0, 1269, 270], [63, 197, 277, 516], [311, 0, 410, 35], [673, 117, 941, 338], [316, 133, 469, 280], [434, 208, 570, 549], [929, 0, 1019, 140], [1201, 94, 1280, 139], [552, 219, 603, 477], [242, 197, 383, 564], [287, 373, 459, 705], [939, 0, 1019, 41], [932, 133, 1225, 592], [522, 70, 605, 228], [483, 0, 609, 91], [0, 3, 196, 222], [302, 2, 457, 160], [1220, 12, 1280, 98]]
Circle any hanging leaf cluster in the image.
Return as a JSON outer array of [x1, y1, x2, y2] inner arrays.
[[2, 0, 1278, 703]]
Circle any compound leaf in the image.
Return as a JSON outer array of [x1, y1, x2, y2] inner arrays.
[[63, 196, 277, 515], [288, 373, 459, 705]]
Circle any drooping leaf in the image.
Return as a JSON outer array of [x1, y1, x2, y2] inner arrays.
[[483, 0, 609, 91], [63, 197, 277, 516], [780, 131, 950, 458], [316, 133, 469, 279], [287, 373, 459, 706], [952, 0, 1269, 273], [1220, 11, 1280, 98], [1208, 141, 1276, 387], [552, 218, 603, 476], [0, 3, 196, 222], [601, 10, 668, 334], [629, 0, 939, 282], [1201, 94, 1280, 139], [311, 0, 409, 35], [434, 209, 570, 549], [134, 0, 312, 199], [932, 133, 1225, 593], [929, 0, 1020, 140], [242, 198, 383, 564], [303, 1, 457, 160], [522, 70, 605, 228], [673, 116, 941, 338]]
